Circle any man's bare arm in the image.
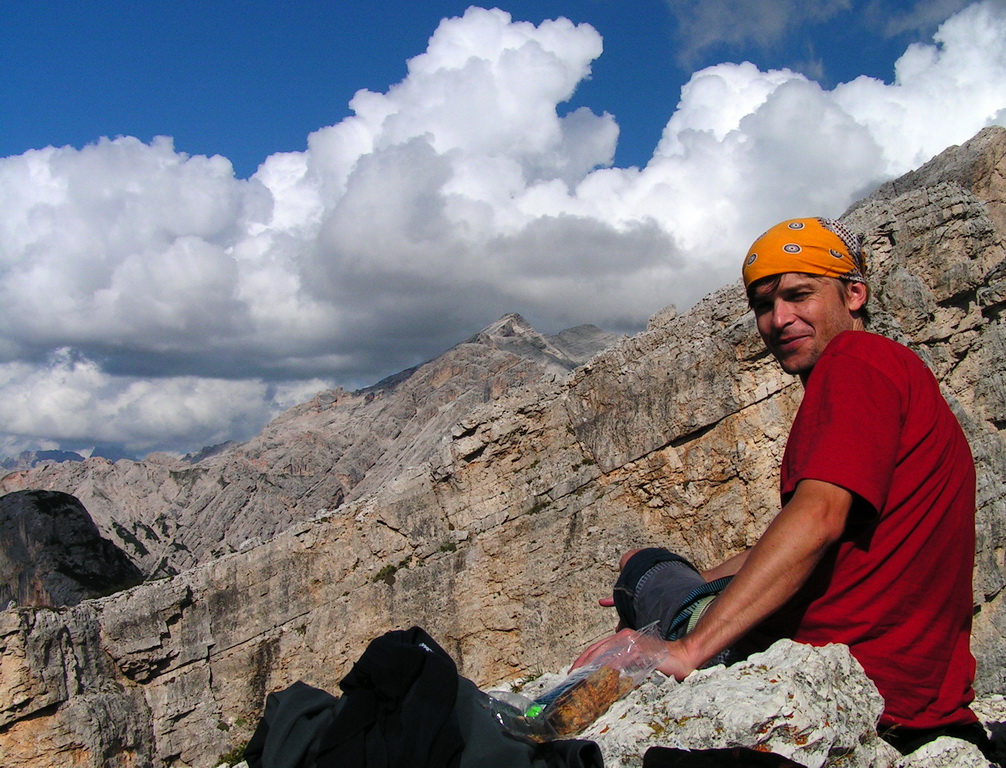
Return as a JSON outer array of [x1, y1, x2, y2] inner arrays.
[[673, 478, 852, 671], [575, 478, 853, 678]]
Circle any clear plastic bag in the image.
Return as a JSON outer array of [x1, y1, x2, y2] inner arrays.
[[487, 622, 668, 741]]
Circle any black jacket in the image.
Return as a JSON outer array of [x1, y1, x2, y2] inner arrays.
[[245, 626, 603, 768]]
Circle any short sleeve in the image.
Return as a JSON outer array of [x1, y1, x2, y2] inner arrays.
[[780, 348, 904, 517]]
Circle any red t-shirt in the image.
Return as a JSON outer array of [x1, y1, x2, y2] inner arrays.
[[758, 331, 977, 730]]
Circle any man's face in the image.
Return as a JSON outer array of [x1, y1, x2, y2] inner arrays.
[[750, 273, 866, 380]]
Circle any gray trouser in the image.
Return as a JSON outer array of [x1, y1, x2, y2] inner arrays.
[[612, 548, 737, 667], [612, 548, 707, 638]]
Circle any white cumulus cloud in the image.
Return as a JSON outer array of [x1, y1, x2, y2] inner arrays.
[[0, 349, 272, 456]]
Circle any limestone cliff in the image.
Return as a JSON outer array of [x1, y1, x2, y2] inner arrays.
[[1, 127, 1004, 768]]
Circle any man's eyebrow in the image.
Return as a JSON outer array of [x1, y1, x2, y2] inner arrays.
[[779, 281, 815, 294]]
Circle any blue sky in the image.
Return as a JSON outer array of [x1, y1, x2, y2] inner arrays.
[[4, 1, 942, 177], [1, 0, 1004, 457]]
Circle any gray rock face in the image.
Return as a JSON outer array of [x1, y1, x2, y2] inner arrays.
[[579, 640, 896, 768], [1, 127, 1005, 767], [578, 640, 999, 768], [0, 490, 142, 607]]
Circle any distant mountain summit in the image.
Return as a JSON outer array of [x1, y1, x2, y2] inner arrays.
[[0, 445, 134, 471], [0, 449, 85, 471], [0, 314, 620, 576], [464, 313, 620, 374]]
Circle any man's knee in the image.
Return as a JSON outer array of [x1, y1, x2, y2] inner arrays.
[[618, 548, 643, 571], [612, 548, 704, 634]]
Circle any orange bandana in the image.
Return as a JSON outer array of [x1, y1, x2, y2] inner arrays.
[[742, 217, 866, 289]]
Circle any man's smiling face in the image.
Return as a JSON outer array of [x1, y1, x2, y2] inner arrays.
[[750, 273, 867, 381]]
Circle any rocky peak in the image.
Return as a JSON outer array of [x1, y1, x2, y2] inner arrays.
[[855, 125, 1006, 232], [471, 311, 538, 340], [0, 450, 84, 471], [465, 312, 620, 375]]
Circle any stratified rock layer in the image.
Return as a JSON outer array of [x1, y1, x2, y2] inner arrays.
[[1, 127, 1005, 767]]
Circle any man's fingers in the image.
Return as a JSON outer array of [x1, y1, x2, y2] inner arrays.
[[570, 628, 638, 670], [571, 637, 612, 670], [598, 596, 615, 607]]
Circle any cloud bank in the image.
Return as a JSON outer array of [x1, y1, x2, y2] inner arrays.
[[2, 2, 1005, 456]]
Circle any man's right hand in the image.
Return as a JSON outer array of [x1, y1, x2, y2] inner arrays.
[[571, 629, 700, 681]]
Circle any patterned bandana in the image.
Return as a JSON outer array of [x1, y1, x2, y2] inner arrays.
[[742, 217, 867, 289]]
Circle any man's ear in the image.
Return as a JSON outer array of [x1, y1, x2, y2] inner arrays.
[[845, 281, 868, 311]]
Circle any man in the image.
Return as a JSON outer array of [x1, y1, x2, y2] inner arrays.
[[575, 217, 986, 754]]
